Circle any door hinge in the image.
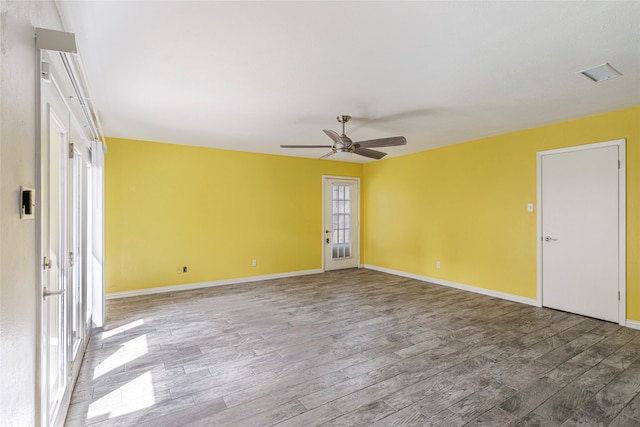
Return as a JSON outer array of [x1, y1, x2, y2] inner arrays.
[[619, 291, 621, 300], [618, 160, 621, 169], [43, 256, 52, 270], [69, 142, 75, 159], [69, 251, 74, 268]]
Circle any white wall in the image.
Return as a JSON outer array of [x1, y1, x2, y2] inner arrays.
[[0, 1, 65, 425]]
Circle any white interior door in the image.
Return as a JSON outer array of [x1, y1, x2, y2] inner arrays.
[[540, 143, 622, 323], [324, 177, 360, 271]]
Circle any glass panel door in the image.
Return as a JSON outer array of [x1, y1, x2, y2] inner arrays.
[[324, 177, 359, 271]]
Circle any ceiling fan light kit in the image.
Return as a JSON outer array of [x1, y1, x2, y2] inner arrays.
[[281, 115, 407, 160]]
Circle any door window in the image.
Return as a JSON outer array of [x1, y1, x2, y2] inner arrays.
[[332, 184, 352, 259]]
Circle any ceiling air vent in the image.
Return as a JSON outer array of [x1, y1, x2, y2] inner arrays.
[[578, 63, 622, 83]]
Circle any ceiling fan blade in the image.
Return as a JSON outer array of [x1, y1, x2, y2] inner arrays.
[[355, 136, 407, 148], [319, 151, 335, 159], [280, 145, 334, 148], [322, 129, 346, 146], [354, 146, 387, 160]]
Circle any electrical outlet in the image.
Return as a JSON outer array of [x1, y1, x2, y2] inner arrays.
[[436, 261, 441, 269], [527, 203, 534, 212], [252, 259, 257, 267], [182, 266, 188, 273]]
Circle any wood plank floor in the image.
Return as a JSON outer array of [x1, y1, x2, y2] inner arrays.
[[65, 269, 640, 426]]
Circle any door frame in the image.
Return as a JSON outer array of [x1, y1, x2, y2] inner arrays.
[[536, 139, 626, 325], [322, 175, 361, 271]]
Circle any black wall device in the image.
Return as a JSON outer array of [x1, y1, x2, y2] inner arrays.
[[21, 186, 35, 219]]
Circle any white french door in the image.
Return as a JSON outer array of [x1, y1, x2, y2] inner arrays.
[[323, 177, 360, 271], [538, 140, 625, 323], [40, 51, 93, 427]]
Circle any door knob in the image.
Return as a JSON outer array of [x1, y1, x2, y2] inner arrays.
[[544, 236, 559, 242]]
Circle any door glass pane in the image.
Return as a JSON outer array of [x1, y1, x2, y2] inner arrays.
[[71, 151, 83, 359], [331, 184, 352, 259], [85, 160, 92, 323]]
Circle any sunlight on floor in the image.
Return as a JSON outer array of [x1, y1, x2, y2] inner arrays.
[[101, 318, 145, 340], [93, 334, 149, 380], [87, 371, 156, 420]]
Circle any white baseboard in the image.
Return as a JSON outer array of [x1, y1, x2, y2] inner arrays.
[[105, 268, 324, 299], [625, 320, 640, 330], [363, 264, 539, 307]]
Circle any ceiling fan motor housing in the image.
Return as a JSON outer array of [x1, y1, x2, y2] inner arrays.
[[340, 135, 353, 145]]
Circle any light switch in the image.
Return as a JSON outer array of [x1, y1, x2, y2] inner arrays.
[[527, 203, 534, 212]]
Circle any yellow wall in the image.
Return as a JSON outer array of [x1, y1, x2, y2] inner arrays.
[[106, 107, 639, 321], [105, 138, 362, 293], [362, 106, 640, 321]]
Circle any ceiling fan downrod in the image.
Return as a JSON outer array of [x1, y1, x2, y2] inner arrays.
[[337, 115, 351, 136]]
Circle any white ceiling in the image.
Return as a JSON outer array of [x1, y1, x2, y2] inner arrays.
[[57, 1, 640, 162]]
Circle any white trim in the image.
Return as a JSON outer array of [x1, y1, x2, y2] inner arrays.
[[625, 320, 640, 331], [537, 139, 626, 325], [363, 264, 538, 307], [105, 268, 323, 299], [619, 141, 627, 325], [536, 139, 624, 157], [322, 175, 361, 271]]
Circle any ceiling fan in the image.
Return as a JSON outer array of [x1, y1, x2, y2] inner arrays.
[[281, 115, 407, 160]]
